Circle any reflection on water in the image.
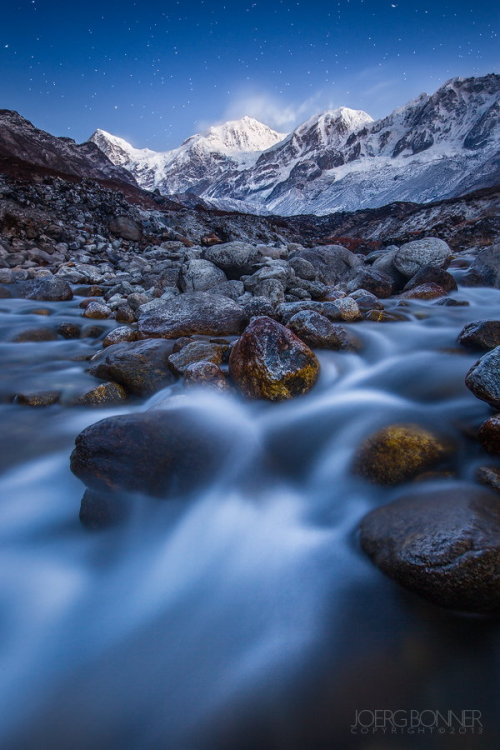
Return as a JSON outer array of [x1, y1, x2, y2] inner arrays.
[[0, 286, 498, 749]]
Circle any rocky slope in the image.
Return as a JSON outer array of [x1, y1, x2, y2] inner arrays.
[[92, 74, 500, 215], [90, 116, 286, 196], [0, 110, 139, 188]]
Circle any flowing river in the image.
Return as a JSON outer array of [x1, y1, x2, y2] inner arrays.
[[0, 281, 499, 749]]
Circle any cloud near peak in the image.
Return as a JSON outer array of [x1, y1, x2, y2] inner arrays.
[[198, 88, 325, 134]]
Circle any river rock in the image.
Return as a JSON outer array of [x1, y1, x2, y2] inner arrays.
[[394, 238, 451, 278], [27, 276, 73, 302], [12, 327, 58, 343], [57, 322, 82, 339], [71, 381, 127, 407], [89, 339, 176, 396], [458, 320, 500, 351], [295, 244, 361, 285], [103, 326, 139, 347], [478, 414, 500, 455], [241, 295, 276, 319], [180, 258, 227, 292], [290, 257, 316, 281], [204, 241, 260, 279], [365, 309, 409, 322], [333, 296, 362, 321], [15, 390, 60, 406], [184, 361, 229, 391], [278, 300, 343, 324], [168, 340, 229, 375], [70, 405, 239, 498], [360, 485, 500, 614], [229, 316, 319, 401], [354, 423, 452, 485], [347, 267, 395, 298], [138, 292, 246, 338], [115, 304, 136, 324], [287, 310, 360, 350], [83, 301, 112, 319], [401, 282, 448, 300], [207, 280, 245, 301], [404, 265, 457, 292], [465, 347, 500, 409]]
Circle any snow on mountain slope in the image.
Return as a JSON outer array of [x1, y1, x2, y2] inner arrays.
[[90, 116, 286, 196], [90, 74, 500, 215]]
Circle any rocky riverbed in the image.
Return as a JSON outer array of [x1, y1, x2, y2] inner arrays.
[[0, 170, 499, 748]]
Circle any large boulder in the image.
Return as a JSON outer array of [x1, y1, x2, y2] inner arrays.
[[465, 347, 500, 409], [88, 339, 176, 396], [109, 215, 142, 241], [229, 316, 319, 401], [70, 404, 242, 499], [354, 423, 452, 485], [287, 310, 360, 350], [138, 292, 246, 339], [27, 277, 73, 302], [394, 238, 451, 278], [180, 259, 227, 292], [295, 244, 361, 285], [403, 265, 457, 293], [360, 485, 500, 614], [347, 267, 395, 298], [458, 320, 500, 351], [204, 241, 260, 279], [464, 245, 500, 288]]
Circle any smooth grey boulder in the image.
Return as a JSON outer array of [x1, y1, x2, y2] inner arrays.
[[394, 237, 451, 278], [138, 292, 246, 338], [360, 484, 500, 614], [295, 244, 361, 285]]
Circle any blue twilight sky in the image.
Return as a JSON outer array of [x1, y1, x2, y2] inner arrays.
[[0, 0, 498, 150]]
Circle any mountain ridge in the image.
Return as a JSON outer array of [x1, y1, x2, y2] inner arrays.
[[91, 74, 500, 215]]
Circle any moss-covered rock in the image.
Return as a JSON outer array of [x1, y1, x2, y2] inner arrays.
[[229, 316, 319, 401], [354, 423, 452, 485]]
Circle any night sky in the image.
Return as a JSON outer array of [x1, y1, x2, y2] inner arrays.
[[1, 0, 498, 150]]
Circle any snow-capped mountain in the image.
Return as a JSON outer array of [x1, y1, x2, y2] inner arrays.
[[90, 74, 500, 215], [90, 116, 286, 197]]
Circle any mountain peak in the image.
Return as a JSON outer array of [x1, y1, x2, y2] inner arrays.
[[194, 116, 287, 155]]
